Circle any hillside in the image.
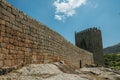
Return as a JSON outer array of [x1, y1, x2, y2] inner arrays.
[[103, 43, 120, 54], [104, 43, 120, 70]]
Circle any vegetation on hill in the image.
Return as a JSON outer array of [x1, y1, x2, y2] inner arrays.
[[103, 43, 120, 54], [104, 53, 120, 70]]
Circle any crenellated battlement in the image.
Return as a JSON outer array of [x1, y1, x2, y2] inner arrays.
[[76, 27, 101, 35]]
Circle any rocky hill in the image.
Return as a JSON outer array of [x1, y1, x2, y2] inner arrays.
[[104, 43, 120, 54], [0, 62, 120, 80]]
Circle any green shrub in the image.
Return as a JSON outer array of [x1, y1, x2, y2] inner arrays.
[[104, 53, 120, 70]]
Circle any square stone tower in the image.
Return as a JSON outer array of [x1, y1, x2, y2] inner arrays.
[[75, 27, 104, 65]]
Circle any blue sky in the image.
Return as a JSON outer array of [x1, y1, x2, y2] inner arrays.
[[6, 0, 120, 48]]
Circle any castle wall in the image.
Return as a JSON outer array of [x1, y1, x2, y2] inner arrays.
[[0, 0, 93, 71], [75, 28, 104, 65]]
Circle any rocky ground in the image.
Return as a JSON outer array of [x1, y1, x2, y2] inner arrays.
[[0, 62, 120, 80]]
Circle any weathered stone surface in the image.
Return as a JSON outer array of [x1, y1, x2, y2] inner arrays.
[[0, 63, 120, 80]]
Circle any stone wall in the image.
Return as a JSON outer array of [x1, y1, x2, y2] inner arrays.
[[0, 0, 93, 71], [75, 28, 104, 65]]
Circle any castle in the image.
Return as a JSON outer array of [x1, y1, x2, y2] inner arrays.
[[75, 28, 104, 65], [0, 0, 103, 75]]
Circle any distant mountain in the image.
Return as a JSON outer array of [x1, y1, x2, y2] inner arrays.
[[103, 43, 120, 54]]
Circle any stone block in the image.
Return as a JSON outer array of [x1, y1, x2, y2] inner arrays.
[[1, 48, 9, 54], [4, 60, 12, 67], [16, 55, 24, 59], [0, 48, 1, 53], [0, 42, 7, 48], [6, 55, 13, 60], [17, 59, 24, 65], [18, 50, 24, 55], [10, 44, 14, 50], [9, 49, 14, 54], [0, 61, 3, 67], [1, 25, 6, 32], [0, 54, 4, 60], [14, 59, 18, 65], [12, 55, 16, 59], [1, 31, 6, 37], [0, 19, 5, 25], [1, 7, 7, 14], [11, 59, 15, 66], [4, 16, 9, 22], [12, 8, 19, 16], [9, 38, 14, 44], [5, 22, 11, 29], [7, 6, 12, 12], [0, 37, 3, 42], [9, 12, 15, 19], [0, 1, 7, 9], [3, 37, 9, 44], [0, 13, 3, 19]]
